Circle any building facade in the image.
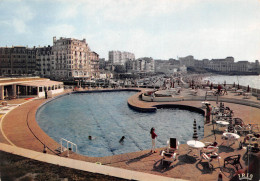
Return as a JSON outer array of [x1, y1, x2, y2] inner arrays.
[[90, 51, 100, 78], [155, 59, 180, 74], [178, 56, 256, 73], [109, 51, 135, 65], [51, 37, 99, 80], [36, 46, 52, 77], [0, 46, 37, 75], [133, 57, 155, 73], [179, 55, 195, 67], [0, 37, 100, 80]]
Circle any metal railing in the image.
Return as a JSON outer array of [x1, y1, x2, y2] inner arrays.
[[60, 138, 77, 157]]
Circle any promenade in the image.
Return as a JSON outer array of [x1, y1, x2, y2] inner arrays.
[[0, 87, 259, 181]]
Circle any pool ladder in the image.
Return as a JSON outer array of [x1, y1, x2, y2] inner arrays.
[[59, 138, 77, 157]]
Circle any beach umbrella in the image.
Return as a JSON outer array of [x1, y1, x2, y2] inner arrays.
[[227, 118, 234, 133], [193, 119, 198, 140], [247, 85, 250, 92]]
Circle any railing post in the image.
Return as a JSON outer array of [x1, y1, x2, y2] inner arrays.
[[67, 142, 69, 157], [60, 139, 62, 152]]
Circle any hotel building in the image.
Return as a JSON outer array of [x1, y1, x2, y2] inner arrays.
[[51, 37, 99, 80]]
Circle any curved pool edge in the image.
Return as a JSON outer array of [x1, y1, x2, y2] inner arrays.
[[1, 88, 260, 180], [127, 91, 205, 116]]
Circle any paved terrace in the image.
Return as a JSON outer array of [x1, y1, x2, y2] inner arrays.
[[0, 87, 259, 181]]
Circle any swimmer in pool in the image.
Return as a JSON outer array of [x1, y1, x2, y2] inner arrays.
[[88, 135, 96, 140], [119, 136, 125, 144]]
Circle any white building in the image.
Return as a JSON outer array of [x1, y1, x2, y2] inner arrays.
[[109, 51, 135, 65], [206, 57, 250, 72]]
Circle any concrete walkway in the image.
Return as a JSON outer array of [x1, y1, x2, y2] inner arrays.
[[0, 143, 182, 181]]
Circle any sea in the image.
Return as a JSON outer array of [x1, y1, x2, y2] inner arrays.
[[203, 75, 260, 89]]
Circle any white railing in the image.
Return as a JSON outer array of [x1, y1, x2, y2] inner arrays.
[[60, 138, 77, 157]]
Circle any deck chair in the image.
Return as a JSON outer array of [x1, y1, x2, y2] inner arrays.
[[201, 151, 219, 169], [235, 125, 252, 136], [161, 138, 179, 167], [223, 155, 243, 171], [201, 141, 220, 169], [233, 118, 245, 127], [160, 150, 177, 167], [167, 138, 179, 153], [203, 141, 219, 154]]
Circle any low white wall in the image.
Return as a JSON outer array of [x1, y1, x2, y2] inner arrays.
[[38, 92, 45, 98], [51, 88, 64, 95], [142, 94, 183, 102], [38, 88, 64, 98]]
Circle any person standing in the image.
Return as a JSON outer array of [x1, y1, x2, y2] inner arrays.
[[150, 127, 157, 153], [206, 103, 211, 124], [45, 90, 48, 99]]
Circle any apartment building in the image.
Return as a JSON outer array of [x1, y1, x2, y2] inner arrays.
[[133, 57, 155, 73], [90, 51, 99, 78], [36, 46, 52, 77], [109, 51, 135, 65], [0, 46, 37, 75]]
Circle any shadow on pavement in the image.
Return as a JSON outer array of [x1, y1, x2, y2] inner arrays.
[[126, 152, 152, 164]]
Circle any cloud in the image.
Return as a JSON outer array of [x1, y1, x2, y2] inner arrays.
[[14, 5, 35, 21], [44, 24, 76, 38], [1, 0, 259, 61], [80, 0, 203, 23], [0, 3, 34, 34], [55, 2, 80, 20], [12, 19, 27, 33]]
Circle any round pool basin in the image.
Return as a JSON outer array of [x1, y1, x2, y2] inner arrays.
[[36, 91, 204, 157]]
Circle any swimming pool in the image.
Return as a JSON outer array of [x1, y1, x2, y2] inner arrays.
[[36, 91, 204, 157]]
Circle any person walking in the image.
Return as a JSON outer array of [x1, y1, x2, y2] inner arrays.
[[150, 127, 157, 153]]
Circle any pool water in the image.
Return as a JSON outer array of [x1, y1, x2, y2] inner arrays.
[[36, 91, 204, 157]]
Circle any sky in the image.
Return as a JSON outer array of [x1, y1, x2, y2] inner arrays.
[[0, 0, 260, 62]]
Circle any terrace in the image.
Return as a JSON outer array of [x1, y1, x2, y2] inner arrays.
[[0, 84, 259, 180]]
